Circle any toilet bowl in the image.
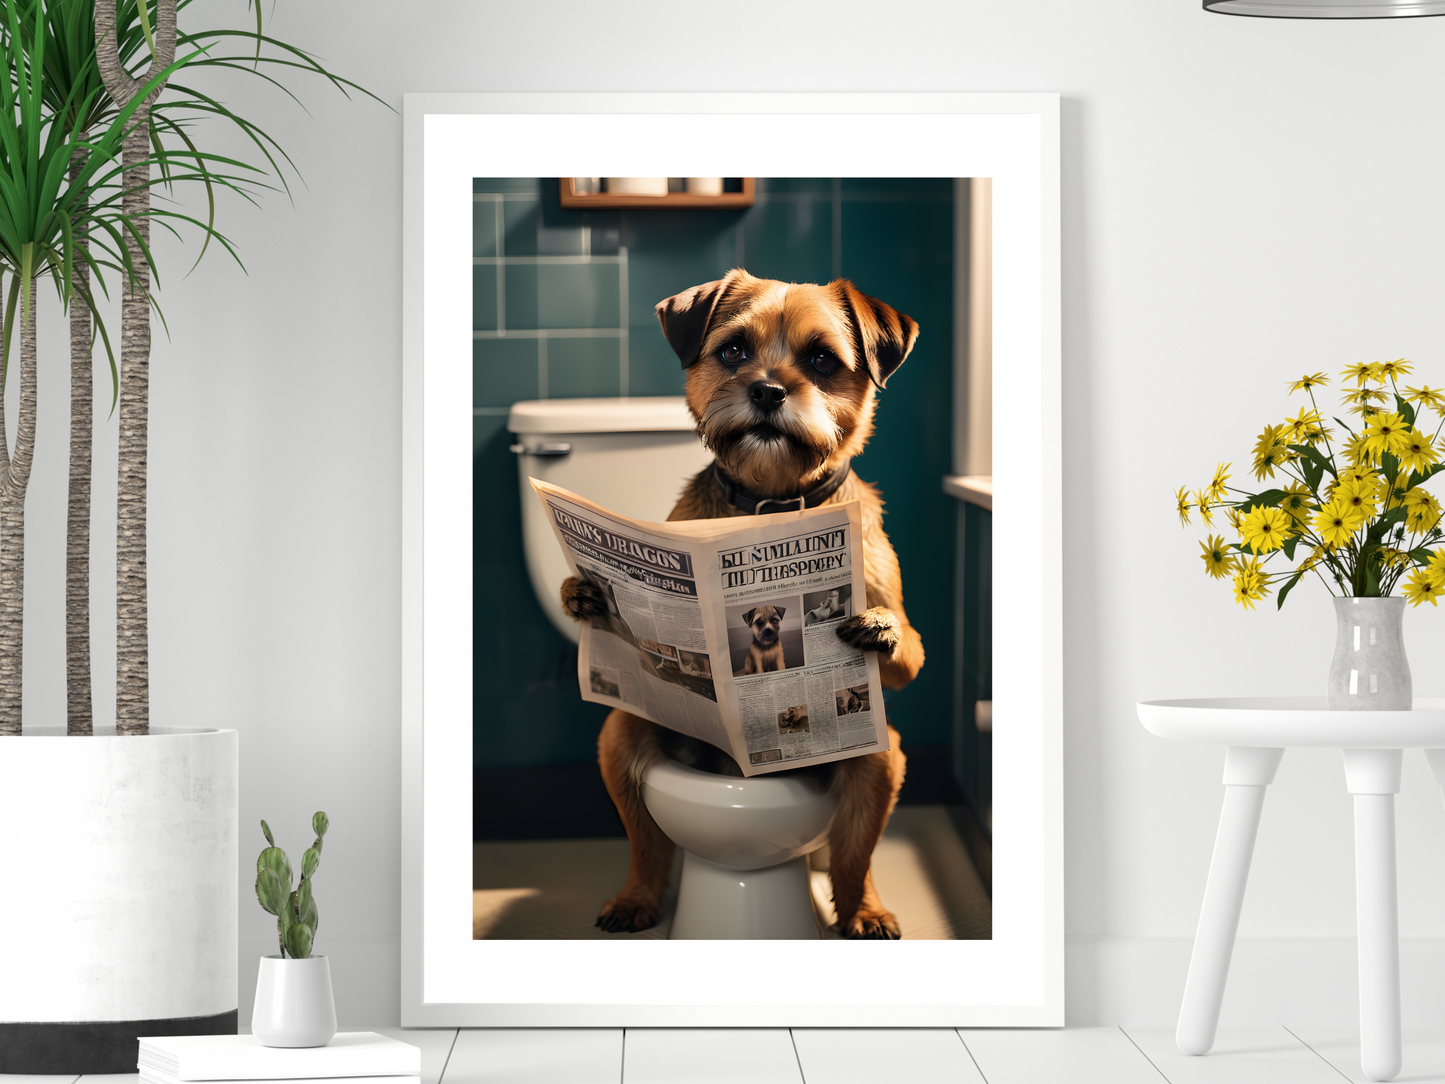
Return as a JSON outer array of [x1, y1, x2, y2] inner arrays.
[[508, 397, 713, 641], [642, 756, 836, 939]]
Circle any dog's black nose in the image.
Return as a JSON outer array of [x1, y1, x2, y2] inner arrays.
[[748, 380, 787, 412]]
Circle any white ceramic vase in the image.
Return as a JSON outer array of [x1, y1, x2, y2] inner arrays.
[[252, 955, 336, 1047], [1329, 596, 1412, 710], [0, 726, 238, 1073]]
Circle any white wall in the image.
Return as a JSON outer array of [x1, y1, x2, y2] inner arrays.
[[16, 0, 1445, 1029]]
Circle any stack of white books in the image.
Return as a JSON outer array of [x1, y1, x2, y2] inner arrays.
[[137, 1032, 422, 1084]]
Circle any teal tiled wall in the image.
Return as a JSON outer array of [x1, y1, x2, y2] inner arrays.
[[474, 178, 956, 769]]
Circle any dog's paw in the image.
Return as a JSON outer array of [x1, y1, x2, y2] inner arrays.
[[836, 607, 901, 655], [595, 894, 660, 934], [561, 576, 608, 621], [840, 908, 902, 940]]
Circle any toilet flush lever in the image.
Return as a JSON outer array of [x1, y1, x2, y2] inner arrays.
[[509, 441, 572, 457]]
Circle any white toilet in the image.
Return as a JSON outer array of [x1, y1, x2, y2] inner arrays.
[[508, 396, 838, 938]]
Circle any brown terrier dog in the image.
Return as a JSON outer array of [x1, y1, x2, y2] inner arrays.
[[737, 604, 787, 675], [560, 268, 924, 939]]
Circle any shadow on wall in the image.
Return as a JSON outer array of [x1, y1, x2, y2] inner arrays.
[[473, 178, 958, 841]]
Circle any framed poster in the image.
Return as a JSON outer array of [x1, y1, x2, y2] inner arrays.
[[401, 92, 1061, 1026]]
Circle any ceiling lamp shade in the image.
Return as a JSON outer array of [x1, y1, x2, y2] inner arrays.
[[1204, 0, 1445, 14]]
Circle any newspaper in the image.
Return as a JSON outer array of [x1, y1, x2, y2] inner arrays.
[[530, 478, 888, 777]]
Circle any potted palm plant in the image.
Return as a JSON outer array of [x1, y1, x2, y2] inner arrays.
[[0, 1, 379, 1072]]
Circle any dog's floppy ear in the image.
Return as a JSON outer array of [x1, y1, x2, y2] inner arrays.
[[836, 280, 920, 389], [742, 608, 756, 626], [774, 606, 786, 619], [656, 269, 749, 369]]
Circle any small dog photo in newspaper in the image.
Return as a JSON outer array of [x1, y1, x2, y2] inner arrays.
[[725, 597, 804, 676]]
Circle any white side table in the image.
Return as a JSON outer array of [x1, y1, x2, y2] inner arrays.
[[1137, 697, 1445, 1083]]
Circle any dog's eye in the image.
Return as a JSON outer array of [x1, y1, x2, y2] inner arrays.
[[810, 350, 840, 374], [720, 343, 748, 366]]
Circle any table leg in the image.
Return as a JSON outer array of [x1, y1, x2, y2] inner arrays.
[[1344, 748, 1403, 1083], [1176, 745, 1284, 1056]]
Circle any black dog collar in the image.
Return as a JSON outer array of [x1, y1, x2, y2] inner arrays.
[[713, 459, 853, 515]]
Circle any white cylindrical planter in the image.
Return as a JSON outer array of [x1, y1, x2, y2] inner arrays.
[[252, 956, 337, 1048], [0, 727, 238, 1073], [1329, 597, 1411, 710]]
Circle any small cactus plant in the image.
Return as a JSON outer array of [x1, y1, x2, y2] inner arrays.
[[255, 812, 329, 959]]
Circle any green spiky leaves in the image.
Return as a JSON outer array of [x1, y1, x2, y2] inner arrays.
[[254, 812, 328, 959]]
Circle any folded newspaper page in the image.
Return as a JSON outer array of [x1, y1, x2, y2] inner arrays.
[[530, 478, 888, 777]]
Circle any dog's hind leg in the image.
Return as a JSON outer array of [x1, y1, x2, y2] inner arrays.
[[826, 725, 907, 939], [596, 709, 675, 933]]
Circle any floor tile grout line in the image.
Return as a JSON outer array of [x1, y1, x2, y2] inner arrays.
[[435, 1026, 460, 1084], [1119, 1025, 1174, 1083], [1283, 1024, 1356, 1083], [788, 1028, 809, 1084], [954, 1029, 991, 1084], [619, 1027, 627, 1084]]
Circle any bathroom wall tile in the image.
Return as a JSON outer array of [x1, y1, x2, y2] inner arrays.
[[473, 200, 499, 258], [545, 336, 622, 399], [474, 411, 508, 457], [472, 263, 498, 331], [627, 343, 688, 398], [473, 337, 541, 408], [502, 197, 541, 256], [756, 177, 833, 194], [843, 177, 953, 199], [741, 198, 834, 285], [506, 263, 621, 330]]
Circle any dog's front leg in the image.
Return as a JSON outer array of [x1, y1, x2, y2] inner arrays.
[[835, 608, 924, 689], [826, 726, 906, 938], [596, 709, 675, 933], [560, 576, 608, 621]]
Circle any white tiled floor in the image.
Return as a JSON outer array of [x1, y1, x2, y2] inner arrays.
[[15, 1025, 1445, 1082]]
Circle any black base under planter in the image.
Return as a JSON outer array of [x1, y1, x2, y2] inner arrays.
[[0, 1009, 238, 1074]]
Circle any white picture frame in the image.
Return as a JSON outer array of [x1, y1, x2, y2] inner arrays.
[[401, 92, 1062, 1027]]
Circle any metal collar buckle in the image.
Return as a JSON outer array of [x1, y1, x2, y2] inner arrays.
[[753, 496, 805, 515]]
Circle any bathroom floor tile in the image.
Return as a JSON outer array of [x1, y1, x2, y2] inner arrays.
[[1125, 1027, 1344, 1083], [444, 1028, 620, 1084], [623, 1029, 800, 1084], [792, 1028, 984, 1084]]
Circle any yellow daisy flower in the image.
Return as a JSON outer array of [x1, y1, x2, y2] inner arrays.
[[1403, 567, 1443, 607], [1232, 557, 1269, 610], [1336, 476, 1380, 519], [1405, 385, 1445, 411], [1341, 433, 1372, 464], [1378, 358, 1413, 381], [1199, 535, 1234, 580], [1175, 486, 1192, 527], [1288, 372, 1330, 394], [1193, 488, 1215, 526], [1314, 497, 1366, 548], [1299, 545, 1328, 573], [1344, 386, 1390, 409], [1407, 492, 1443, 534], [1361, 412, 1412, 461], [1427, 548, 1445, 576], [1343, 361, 1384, 386], [1397, 429, 1440, 477], [1238, 504, 1293, 553], [1225, 506, 1246, 533], [1251, 424, 1291, 481], [1207, 462, 1232, 502], [1283, 407, 1329, 444], [1278, 484, 1313, 523]]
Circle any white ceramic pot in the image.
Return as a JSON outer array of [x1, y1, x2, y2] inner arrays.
[[0, 727, 238, 1073], [684, 177, 724, 196], [252, 955, 337, 1047], [1329, 596, 1412, 710]]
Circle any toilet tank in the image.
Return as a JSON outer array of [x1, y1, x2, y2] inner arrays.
[[509, 397, 713, 642]]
